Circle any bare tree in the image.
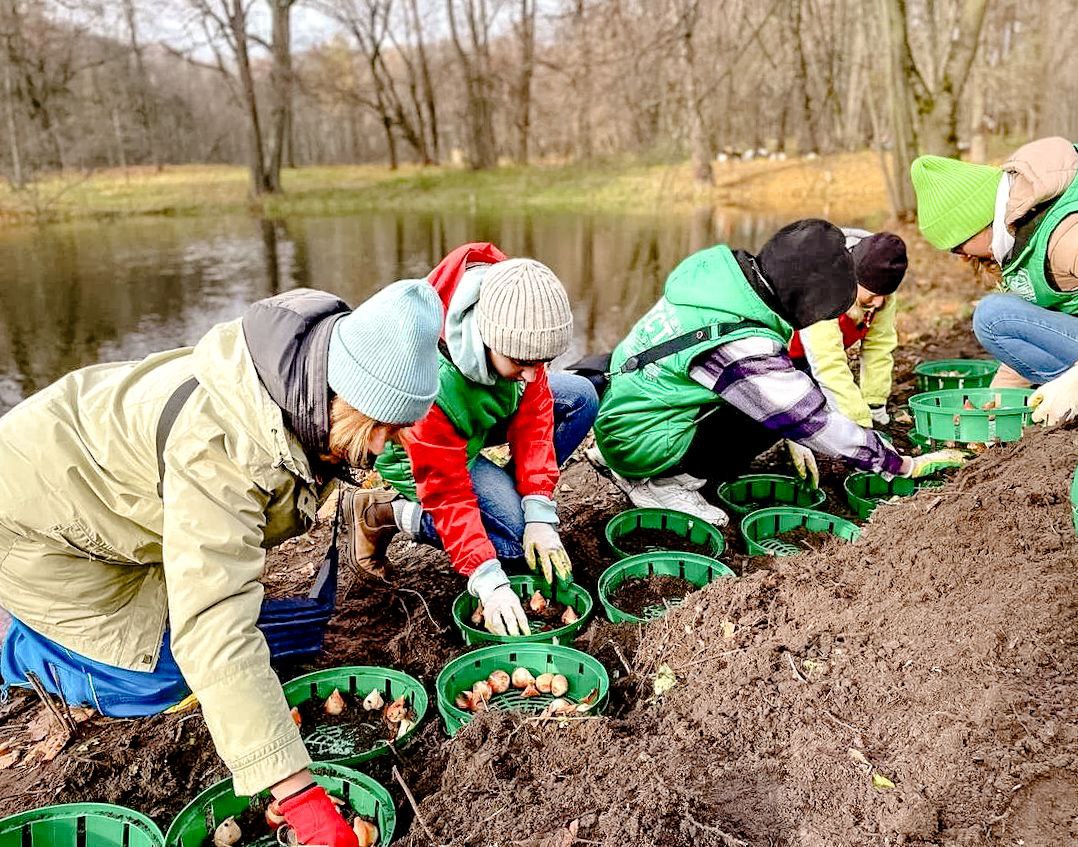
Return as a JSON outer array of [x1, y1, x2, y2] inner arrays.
[[266, 0, 298, 191], [446, 0, 498, 169], [510, 0, 535, 164]]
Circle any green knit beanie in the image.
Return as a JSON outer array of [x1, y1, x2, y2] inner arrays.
[[910, 155, 1003, 250]]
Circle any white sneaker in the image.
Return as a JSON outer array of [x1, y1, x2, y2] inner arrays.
[[585, 446, 635, 496], [625, 474, 729, 527]]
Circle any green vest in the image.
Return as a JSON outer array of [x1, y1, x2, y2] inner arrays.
[[1001, 168, 1078, 315], [376, 353, 523, 500], [594, 244, 792, 479]]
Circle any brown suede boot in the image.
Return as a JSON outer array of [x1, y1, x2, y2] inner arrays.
[[340, 487, 399, 581]]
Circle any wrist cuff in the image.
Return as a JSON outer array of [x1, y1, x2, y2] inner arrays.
[[521, 495, 559, 525], [467, 559, 509, 601]]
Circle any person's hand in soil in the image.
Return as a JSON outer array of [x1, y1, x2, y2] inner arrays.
[[523, 522, 573, 585], [467, 560, 531, 636], [785, 440, 820, 488], [1031, 362, 1078, 426], [276, 783, 358, 847], [901, 449, 968, 478]]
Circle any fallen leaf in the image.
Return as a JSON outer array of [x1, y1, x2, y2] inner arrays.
[[720, 620, 736, 639], [27, 730, 67, 763], [69, 707, 95, 725], [653, 664, 677, 697], [0, 749, 20, 770], [847, 748, 870, 769], [872, 773, 895, 790], [26, 710, 55, 742]]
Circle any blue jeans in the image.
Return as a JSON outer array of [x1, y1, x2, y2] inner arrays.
[[1, 618, 190, 717], [417, 372, 599, 561], [973, 294, 1078, 384]]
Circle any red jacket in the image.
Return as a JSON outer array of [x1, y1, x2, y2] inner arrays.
[[788, 311, 873, 359], [404, 243, 559, 576]]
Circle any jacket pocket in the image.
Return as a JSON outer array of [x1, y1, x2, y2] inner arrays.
[[49, 520, 129, 563]]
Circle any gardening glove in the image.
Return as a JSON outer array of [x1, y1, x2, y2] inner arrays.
[[785, 440, 819, 488], [870, 405, 890, 426], [278, 784, 358, 847], [1031, 362, 1078, 426], [468, 560, 531, 637], [523, 522, 573, 585], [901, 449, 968, 479]]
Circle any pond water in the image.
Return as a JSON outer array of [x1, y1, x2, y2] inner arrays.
[[0, 208, 797, 413]]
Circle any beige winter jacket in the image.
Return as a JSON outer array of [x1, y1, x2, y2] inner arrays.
[[991, 137, 1078, 388], [0, 318, 319, 794]]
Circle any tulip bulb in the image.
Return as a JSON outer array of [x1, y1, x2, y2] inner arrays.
[[384, 695, 409, 724], [212, 817, 242, 847], [396, 717, 414, 739], [560, 607, 579, 625], [363, 690, 384, 711], [520, 682, 540, 698], [470, 603, 484, 626], [265, 801, 285, 831], [290, 707, 302, 728], [511, 667, 535, 689], [546, 698, 577, 717], [487, 670, 510, 694], [550, 674, 569, 697], [324, 689, 347, 716], [471, 680, 493, 703], [529, 591, 548, 614], [353, 818, 380, 847], [455, 691, 474, 711], [535, 673, 554, 694]]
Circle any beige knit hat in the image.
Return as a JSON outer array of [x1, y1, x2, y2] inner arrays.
[[476, 259, 573, 361]]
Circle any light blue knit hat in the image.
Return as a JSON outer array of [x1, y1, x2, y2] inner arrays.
[[328, 279, 442, 424]]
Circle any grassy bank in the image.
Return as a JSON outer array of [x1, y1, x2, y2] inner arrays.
[[0, 151, 894, 225]]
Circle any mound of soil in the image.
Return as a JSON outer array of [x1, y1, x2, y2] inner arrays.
[[616, 527, 716, 557], [772, 525, 838, 553], [399, 426, 1078, 846]]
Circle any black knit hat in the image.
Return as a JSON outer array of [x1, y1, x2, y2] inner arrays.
[[753, 219, 856, 330], [851, 232, 908, 295]]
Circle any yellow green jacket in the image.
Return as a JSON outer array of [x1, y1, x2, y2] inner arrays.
[[0, 318, 319, 795], [797, 295, 898, 427]]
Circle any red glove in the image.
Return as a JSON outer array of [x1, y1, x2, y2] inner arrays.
[[278, 785, 358, 847]]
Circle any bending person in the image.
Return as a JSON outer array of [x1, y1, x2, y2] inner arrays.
[[0, 282, 444, 846], [589, 219, 962, 526]]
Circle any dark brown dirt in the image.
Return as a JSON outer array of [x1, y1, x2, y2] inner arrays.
[[294, 692, 388, 753], [400, 425, 1078, 847], [772, 525, 837, 553], [608, 575, 696, 618], [616, 527, 715, 557]]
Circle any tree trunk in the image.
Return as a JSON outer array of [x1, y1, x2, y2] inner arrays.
[[841, 13, 868, 150], [875, 0, 917, 215], [572, 0, 592, 160], [228, 1, 269, 195], [674, 0, 711, 186], [266, 0, 294, 193], [790, 0, 818, 155], [447, 0, 498, 169], [3, 54, 22, 188], [968, 64, 987, 162], [407, 0, 440, 163], [122, 0, 159, 169], [513, 0, 536, 165]]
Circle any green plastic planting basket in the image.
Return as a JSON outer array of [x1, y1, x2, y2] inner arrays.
[[0, 804, 163, 847], [451, 574, 593, 646], [1071, 466, 1078, 536], [843, 472, 943, 520], [914, 358, 999, 392], [281, 666, 427, 765], [716, 473, 826, 517], [908, 388, 1033, 444], [597, 551, 735, 624], [435, 643, 609, 735], [164, 763, 395, 847], [605, 507, 725, 560], [741, 507, 861, 556]]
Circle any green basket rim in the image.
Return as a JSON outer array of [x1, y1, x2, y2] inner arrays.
[[907, 387, 1033, 416], [604, 507, 726, 560], [435, 643, 609, 733], [912, 358, 999, 377], [451, 575, 593, 646], [163, 763, 395, 847], [843, 472, 921, 520], [715, 473, 827, 516], [0, 804, 164, 847], [739, 507, 861, 556], [281, 666, 428, 764], [596, 551, 736, 624]]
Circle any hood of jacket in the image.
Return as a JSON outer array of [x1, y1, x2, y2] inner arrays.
[[428, 242, 510, 385], [1004, 136, 1078, 224], [239, 289, 351, 463]]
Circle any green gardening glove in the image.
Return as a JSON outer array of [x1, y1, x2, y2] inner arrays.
[[523, 522, 573, 585], [903, 448, 968, 479]]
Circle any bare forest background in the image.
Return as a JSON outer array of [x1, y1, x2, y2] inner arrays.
[[2, 0, 1076, 215]]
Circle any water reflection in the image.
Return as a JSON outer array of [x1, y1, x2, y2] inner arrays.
[[0, 208, 793, 413]]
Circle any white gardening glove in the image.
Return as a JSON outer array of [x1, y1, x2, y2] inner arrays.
[[467, 560, 530, 637], [785, 440, 819, 488], [870, 405, 890, 426], [1031, 363, 1078, 426], [523, 522, 573, 585], [900, 449, 968, 479]]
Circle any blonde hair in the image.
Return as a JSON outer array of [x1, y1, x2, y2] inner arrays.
[[325, 396, 405, 468]]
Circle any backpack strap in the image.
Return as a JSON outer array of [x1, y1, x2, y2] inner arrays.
[[156, 377, 199, 498], [616, 320, 765, 375]]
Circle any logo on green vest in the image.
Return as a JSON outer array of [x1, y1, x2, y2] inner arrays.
[[1001, 268, 1036, 303]]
